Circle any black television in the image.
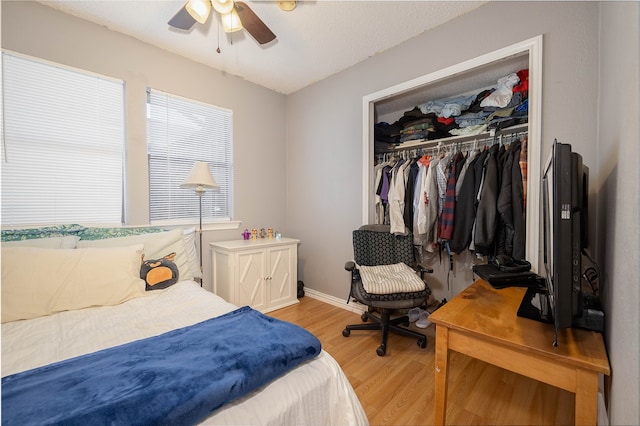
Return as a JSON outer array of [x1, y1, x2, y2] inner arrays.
[[540, 140, 604, 342]]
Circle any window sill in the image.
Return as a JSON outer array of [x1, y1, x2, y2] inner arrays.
[[203, 221, 241, 231], [149, 219, 242, 231]]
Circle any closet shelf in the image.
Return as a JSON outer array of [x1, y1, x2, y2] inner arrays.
[[391, 122, 528, 152]]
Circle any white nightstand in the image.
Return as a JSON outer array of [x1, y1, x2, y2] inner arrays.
[[210, 238, 300, 313]]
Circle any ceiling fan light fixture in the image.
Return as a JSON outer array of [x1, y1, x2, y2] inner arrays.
[[221, 9, 243, 33], [211, 0, 234, 14], [278, 1, 297, 12], [185, 0, 212, 24]]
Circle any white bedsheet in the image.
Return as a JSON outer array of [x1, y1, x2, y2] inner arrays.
[[2, 281, 368, 425]]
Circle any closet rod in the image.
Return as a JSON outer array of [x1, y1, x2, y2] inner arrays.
[[376, 129, 527, 163], [392, 122, 528, 152]]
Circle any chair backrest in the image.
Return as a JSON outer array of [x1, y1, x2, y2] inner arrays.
[[352, 225, 414, 267]]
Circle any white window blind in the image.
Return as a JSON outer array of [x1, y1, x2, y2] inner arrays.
[[146, 89, 233, 224], [1, 52, 125, 225]]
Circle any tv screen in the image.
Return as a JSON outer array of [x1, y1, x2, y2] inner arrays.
[[541, 140, 603, 339], [542, 141, 577, 329]]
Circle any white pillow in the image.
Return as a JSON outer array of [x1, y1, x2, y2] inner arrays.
[[1, 236, 79, 249], [182, 227, 202, 279], [78, 228, 193, 281], [358, 262, 426, 295], [1, 245, 146, 323]]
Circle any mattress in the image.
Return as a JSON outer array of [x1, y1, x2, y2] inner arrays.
[[1, 281, 368, 425]]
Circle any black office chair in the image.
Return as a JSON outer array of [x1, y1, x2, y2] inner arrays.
[[342, 225, 432, 356]]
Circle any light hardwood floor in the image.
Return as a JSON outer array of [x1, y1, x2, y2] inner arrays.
[[268, 295, 574, 425]]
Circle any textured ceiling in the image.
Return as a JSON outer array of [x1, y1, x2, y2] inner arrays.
[[36, 1, 486, 94]]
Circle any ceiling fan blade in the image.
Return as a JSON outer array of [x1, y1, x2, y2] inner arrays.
[[234, 2, 276, 45], [168, 5, 197, 30]]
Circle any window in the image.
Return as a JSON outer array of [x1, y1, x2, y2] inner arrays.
[[1, 52, 125, 225], [146, 89, 233, 225]]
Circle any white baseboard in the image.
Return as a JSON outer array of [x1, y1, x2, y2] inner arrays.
[[302, 287, 366, 314], [597, 374, 609, 426]]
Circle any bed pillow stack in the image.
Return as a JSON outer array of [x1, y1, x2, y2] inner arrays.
[[77, 228, 194, 282], [1, 226, 201, 322], [1, 244, 146, 323], [2, 235, 80, 249]]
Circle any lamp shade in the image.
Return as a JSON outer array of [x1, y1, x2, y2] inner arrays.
[[185, 0, 212, 24], [181, 161, 219, 192], [211, 0, 234, 14], [221, 9, 243, 33], [278, 1, 297, 12]]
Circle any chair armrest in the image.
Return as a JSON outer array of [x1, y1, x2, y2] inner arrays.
[[416, 264, 433, 280], [417, 264, 434, 274], [345, 261, 356, 272]]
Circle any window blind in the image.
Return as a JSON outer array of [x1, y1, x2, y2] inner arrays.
[[146, 89, 233, 224], [1, 52, 125, 225]]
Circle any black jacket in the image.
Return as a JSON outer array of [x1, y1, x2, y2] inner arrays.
[[474, 144, 501, 256], [495, 140, 526, 259], [449, 149, 487, 254]]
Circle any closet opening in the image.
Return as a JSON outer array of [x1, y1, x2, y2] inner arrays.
[[362, 36, 543, 282]]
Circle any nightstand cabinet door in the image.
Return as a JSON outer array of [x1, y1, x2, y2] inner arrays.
[[236, 248, 267, 311], [266, 245, 295, 308]]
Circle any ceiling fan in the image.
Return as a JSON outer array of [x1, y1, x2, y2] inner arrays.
[[169, 0, 291, 45]]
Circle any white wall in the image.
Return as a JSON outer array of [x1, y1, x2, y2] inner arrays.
[[287, 1, 601, 301], [286, 2, 638, 424], [1, 1, 288, 291], [597, 2, 640, 425]]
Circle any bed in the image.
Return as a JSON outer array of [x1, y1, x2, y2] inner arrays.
[[1, 226, 368, 425]]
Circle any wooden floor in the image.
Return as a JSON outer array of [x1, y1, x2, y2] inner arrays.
[[268, 296, 574, 425]]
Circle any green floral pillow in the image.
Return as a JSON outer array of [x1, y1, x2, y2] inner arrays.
[[76, 227, 168, 241], [1, 224, 86, 242]]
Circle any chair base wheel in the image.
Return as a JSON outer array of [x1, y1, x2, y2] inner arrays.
[[343, 309, 428, 355], [361, 312, 368, 322]]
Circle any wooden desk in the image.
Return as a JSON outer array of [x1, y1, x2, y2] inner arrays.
[[429, 280, 610, 425]]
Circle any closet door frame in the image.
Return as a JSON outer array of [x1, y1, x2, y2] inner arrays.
[[362, 35, 543, 272]]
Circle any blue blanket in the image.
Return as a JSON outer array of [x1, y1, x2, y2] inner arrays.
[[2, 306, 321, 425]]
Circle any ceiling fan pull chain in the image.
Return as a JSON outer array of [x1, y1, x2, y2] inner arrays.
[[216, 18, 221, 54]]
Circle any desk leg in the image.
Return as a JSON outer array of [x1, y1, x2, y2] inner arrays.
[[434, 325, 450, 426], [575, 369, 598, 426]]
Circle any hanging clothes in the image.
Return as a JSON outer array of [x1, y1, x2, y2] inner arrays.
[[520, 135, 528, 209], [438, 151, 465, 241], [403, 160, 419, 233], [425, 157, 440, 252], [374, 162, 394, 225], [374, 160, 390, 224], [374, 128, 528, 263], [436, 152, 452, 220], [505, 139, 526, 259], [413, 156, 430, 246], [473, 144, 501, 256], [456, 147, 476, 197], [449, 148, 487, 253], [388, 158, 415, 234], [497, 141, 517, 256]]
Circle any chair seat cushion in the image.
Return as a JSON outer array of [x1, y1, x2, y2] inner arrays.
[[358, 262, 426, 295], [354, 279, 427, 308]]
